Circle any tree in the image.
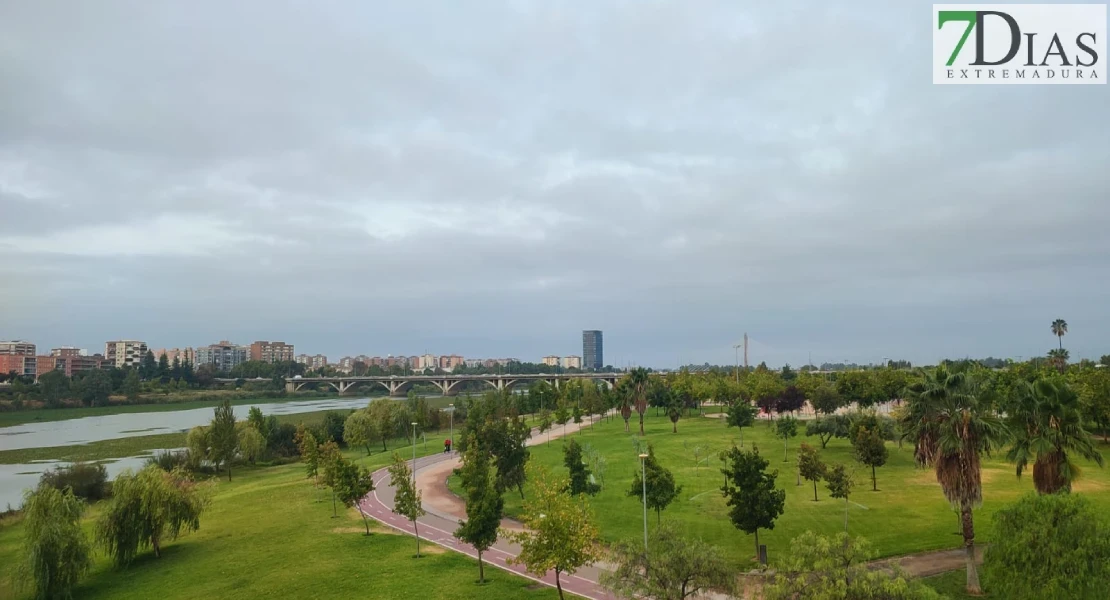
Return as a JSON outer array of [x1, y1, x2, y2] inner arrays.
[[720, 445, 786, 560], [17, 486, 91, 600], [97, 465, 209, 566], [1048, 347, 1070, 372], [237, 424, 266, 464], [1051, 318, 1068, 350], [247, 406, 266, 434], [602, 521, 736, 600], [79, 368, 112, 407], [344, 409, 378, 455], [931, 371, 1008, 595], [809, 384, 844, 415], [797, 443, 827, 501], [825, 463, 855, 532], [333, 456, 375, 534], [455, 434, 504, 583], [776, 416, 798, 462], [982, 493, 1110, 599], [320, 441, 342, 517], [185, 425, 210, 470], [140, 350, 157, 380], [388, 453, 427, 557], [563, 439, 599, 496], [506, 465, 601, 600], [725, 400, 757, 447], [852, 426, 888, 491], [299, 430, 321, 485], [764, 532, 942, 600], [775, 385, 806, 415], [805, 415, 850, 449], [38, 370, 70, 409], [157, 352, 170, 380], [209, 400, 238, 481], [368, 399, 399, 451], [1006, 378, 1103, 493], [628, 444, 682, 522], [665, 389, 684, 433], [488, 416, 530, 498], [626, 368, 651, 436]]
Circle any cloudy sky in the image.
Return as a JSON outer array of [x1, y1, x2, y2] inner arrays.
[[1, 1, 1107, 368]]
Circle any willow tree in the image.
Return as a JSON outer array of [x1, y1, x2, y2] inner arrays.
[[97, 465, 210, 566], [18, 486, 91, 600], [1006, 378, 1104, 494]]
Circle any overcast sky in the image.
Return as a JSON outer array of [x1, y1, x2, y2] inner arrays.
[[1, 1, 1107, 369]]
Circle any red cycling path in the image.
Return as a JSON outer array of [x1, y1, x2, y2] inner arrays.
[[359, 417, 617, 600]]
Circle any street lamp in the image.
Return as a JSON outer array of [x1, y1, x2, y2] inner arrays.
[[732, 344, 742, 383], [448, 403, 454, 454], [411, 422, 418, 484], [639, 452, 649, 551]]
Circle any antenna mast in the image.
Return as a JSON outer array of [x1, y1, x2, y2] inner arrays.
[[743, 332, 749, 369]]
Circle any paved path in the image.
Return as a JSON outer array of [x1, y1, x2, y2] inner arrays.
[[360, 413, 981, 598], [360, 416, 618, 599]]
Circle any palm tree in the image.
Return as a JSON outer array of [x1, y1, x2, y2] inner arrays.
[[626, 368, 650, 436], [932, 370, 1008, 595], [614, 379, 633, 433], [1047, 348, 1070, 372], [1005, 378, 1104, 494], [901, 365, 963, 468], [1051, 318, 1068, 350]]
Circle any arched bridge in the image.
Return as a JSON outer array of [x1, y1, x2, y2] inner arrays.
[[278, 372, 625, 396]]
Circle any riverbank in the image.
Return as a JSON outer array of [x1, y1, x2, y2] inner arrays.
[[0, 390, 352, 428]]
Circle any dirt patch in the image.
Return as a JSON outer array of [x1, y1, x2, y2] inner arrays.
[[331, 527, 367, 534], [419, 544, 446, 555]]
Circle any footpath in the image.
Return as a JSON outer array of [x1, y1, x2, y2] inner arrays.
[[360, 413, 980, 599]]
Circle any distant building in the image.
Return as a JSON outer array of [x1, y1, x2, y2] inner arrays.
[[249, 341, 294, 364], [338, 356, 355, 372], [39, 351, 103, 377], [296, 354, 328, 369], [582, 330, 603, 370], [0, 340, 36, 356], [542, 355, 560, 367], [151, 347, 195, 365], [562, 356, 582, 369], [465, 359, 484, 368], [438, 354, 464, 371], [51, 347, 86, 358], [105, 340, 148, 369], [0, 355, 36, 377], [418, 354, 436, 370], [196, 341, 248, 372]]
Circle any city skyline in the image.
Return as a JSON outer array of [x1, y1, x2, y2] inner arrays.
[[1, 2, 1107, 369]]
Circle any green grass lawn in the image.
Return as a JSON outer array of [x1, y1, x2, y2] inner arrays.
[[452, 411, 1110, 569], [0, 443, 560, 600], [921, 570, 988, 599]]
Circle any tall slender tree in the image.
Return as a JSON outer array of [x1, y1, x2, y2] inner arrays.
[[931, 371, 1008, 595], [455, 434, 503, 583], [209, 400, 238, 481], [388, 454, 427, 557], [1051, 318, 1068, 350], [720, 445, 785, 560], [18, 486, 92, 600], [627, 368, 651, 436], [1005, 378, 1104, 494]]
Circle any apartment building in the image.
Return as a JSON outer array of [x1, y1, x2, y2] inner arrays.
[[249, 341, 295, 363], [105, 340, 148, 369], [0, 340, 36, 356], [295, 354, 328, 369], [151, 347, 196, 365], [438, 354, 464, 371], [541, 355, 560, 367], [0, 355, 36, 377], [36, 349, 104, 377], [562, 355, 582, 369], [195, 341, 248, 372]]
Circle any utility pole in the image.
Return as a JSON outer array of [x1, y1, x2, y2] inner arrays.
[[732, 344, 742, 382], [743, 333, 749, 370]]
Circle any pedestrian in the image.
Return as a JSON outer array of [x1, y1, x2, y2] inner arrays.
[[444, 438, 451, 454]]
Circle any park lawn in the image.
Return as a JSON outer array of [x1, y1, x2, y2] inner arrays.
[[921, 570, 989, 598], [452, 411, 1110, 568], [0, 442, 561, 600]]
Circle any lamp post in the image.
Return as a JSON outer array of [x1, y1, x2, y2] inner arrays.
[[639, 452, 649, 551], [411, 422, 418, 485], [448, 403, 454, 454]]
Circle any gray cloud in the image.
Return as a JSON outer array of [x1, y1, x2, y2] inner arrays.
[[1, 0, 1108, 367]]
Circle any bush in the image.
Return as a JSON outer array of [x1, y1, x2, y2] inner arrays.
[[39, 462, 111, 502], [268, 423, 300, 457], [146, 450, 191, 472], [982, 493, 1110, 599]]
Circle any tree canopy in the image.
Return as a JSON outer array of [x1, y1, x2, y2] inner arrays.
[[18, 485, 92, 600], [602, 521, 736, 600]]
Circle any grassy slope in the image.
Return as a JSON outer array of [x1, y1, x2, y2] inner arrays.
[[0, 443, 560, 600], [453, 411, 1110, 568]]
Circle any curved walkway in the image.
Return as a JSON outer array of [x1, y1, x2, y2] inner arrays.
[[360, 414, 980, 598], [360, 416, 617, 599]]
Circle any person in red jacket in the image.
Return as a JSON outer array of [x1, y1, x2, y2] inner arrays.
[[444, 438, 452, 454]]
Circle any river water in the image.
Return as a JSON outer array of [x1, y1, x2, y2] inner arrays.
[[0, 396, 391, 509]]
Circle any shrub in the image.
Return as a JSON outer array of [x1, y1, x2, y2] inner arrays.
[[39, 462, 111, 502], [146, 450, 191, 472]]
